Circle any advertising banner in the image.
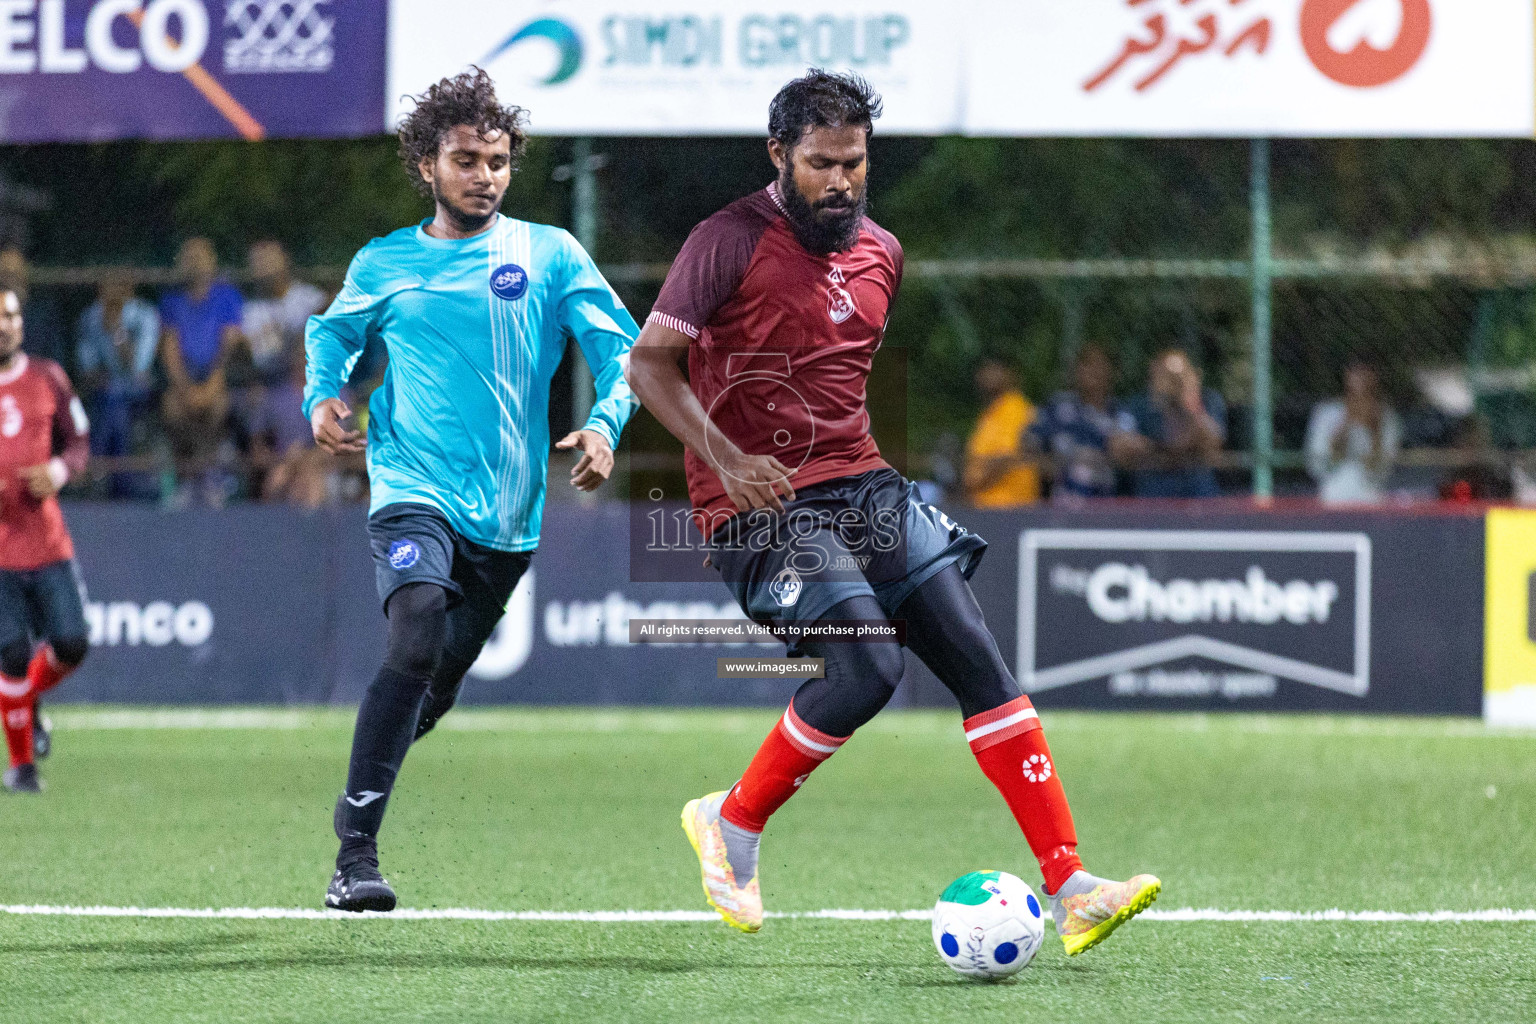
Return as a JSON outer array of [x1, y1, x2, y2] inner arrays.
[[967, 0, 1536, 138], [59, 504, 813, 708], [1006, 508, 1485, 714], [0, 0, 387, 142], [1021, 529, 1371, 701], [1484, 509, 1536, 726], [54, 502, 1486, 715], [388, 0, 1534, 138], [386, 0, 964, 135]]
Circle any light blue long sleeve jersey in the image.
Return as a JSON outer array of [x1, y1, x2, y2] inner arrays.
[[303, 215, 640, 551]]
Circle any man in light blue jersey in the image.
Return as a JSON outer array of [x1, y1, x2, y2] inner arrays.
[[304, 69, 639, 912]]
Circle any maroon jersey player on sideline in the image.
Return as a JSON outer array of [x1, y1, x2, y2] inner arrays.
[[0, 286, 91, 794], [626, 71, 1160, 954]]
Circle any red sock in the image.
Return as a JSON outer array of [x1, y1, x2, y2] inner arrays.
[[0, 674, 33, 769], [965, 696, 1083, 893], [719, 700, 849, 833], [27, 644, 75, 696]]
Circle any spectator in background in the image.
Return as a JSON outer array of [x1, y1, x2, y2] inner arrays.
[[1438, 414, 1512, 504], [1305, 359, 1401, 505], [238, 240, 327, 500], [1027, 343, 1140, 501], [76, 273, 160, 497], [1121, 347, 1227, 498], [0, 246, 66, 367], [915, 431, 963, 505], [962, 357, 1041, 507], [241, 240, 325, 392], [158, 237, 243, 500]]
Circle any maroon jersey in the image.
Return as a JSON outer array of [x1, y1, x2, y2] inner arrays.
[[0, 354, 89, 571], [649, 183, 903, 526]]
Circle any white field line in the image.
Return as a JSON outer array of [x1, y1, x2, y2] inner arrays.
[[2, 905, 1534, 924], [45, 708, 1536, 739]]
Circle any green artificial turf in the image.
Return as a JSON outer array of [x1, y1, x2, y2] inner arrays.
[[2, 709, 1533, 1022]]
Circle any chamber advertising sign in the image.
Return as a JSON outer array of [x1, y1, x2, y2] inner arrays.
[[1018, 529, 1372, 702]]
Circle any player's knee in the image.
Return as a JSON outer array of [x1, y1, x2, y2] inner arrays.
[[942, 614, 1003, 678], [50, 636, 89, 669], [0, 640, 30, 680], [937, 622, 1020, 718], [819, 639, 904, 726], [383, 583, 449, 680], [853, 638, 906, 697]]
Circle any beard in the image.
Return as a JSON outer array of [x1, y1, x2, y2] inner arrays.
[[777, 166, 867, 255], [433, 179, 502, 234]]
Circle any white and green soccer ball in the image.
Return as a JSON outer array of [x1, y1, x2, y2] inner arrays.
[[931, 870, 1046, 980]]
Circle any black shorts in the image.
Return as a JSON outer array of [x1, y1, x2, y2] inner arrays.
[[0, 559, 90, 651], [368, 503, 534, 662], [708, 468, 986, 637]]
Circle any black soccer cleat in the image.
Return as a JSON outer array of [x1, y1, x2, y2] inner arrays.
[[33, 703, 51, 760], [327, 797, 396, 912], [326, 857, 397, 913], [4, 763, 43, 794]]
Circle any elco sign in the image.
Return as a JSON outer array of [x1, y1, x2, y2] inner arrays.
[[1017, 530, 1372, 701], [0, 0, 383, 142]]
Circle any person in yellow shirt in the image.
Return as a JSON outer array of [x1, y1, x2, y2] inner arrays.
[[963, 358, 1041, 507]]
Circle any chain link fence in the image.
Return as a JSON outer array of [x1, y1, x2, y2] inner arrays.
[[12, 136, 1536, 502]]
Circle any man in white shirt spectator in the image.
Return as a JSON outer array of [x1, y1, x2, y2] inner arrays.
[[1306, 360, 1401, 504], [239, 240, 329, 500], [242, 240, 326, 390]]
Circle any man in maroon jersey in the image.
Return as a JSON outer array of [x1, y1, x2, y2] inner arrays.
[[0, 287, 91, 794], [627, 71, 1159, 954]]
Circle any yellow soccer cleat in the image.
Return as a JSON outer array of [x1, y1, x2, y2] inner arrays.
[[1051, 872, 1161, 956], [681, 791, 764, 933]]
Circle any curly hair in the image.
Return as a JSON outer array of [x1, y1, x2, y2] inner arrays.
[[396, 68, 529, 196], [768, 69, 883, 151]]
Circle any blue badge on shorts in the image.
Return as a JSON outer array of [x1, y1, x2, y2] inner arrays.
[[490, 263, 529, 301], [388, 540, 421, 570]]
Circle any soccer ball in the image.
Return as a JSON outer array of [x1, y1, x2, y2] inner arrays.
[[931, 870, 1046, 980]]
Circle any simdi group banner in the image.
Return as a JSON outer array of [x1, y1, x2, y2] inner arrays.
[[387, 0, 965, 135], [388, 0, 1536, 137], [0, 0, 386, 142]]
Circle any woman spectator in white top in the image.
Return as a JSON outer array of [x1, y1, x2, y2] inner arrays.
[[1306, 359, 1401, 505]]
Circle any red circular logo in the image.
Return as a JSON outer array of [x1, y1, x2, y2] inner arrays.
[[1300, 0, 1432, 88]]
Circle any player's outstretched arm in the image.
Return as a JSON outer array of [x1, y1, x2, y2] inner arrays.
[[24, 361, 91, 498], [557, 232, 643, 459], [626, 321, 795, 513], [302, 247, 384, 456]]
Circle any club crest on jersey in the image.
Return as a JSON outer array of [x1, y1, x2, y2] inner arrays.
[[770, 568, 802, 608], [388, 540, 421, 570], [826, 264, 856, 325], [490, 263, 530, 301]]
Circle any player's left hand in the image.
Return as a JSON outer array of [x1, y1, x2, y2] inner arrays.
[[18, 462, 63, 500], [556, 430, 614, 492]]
